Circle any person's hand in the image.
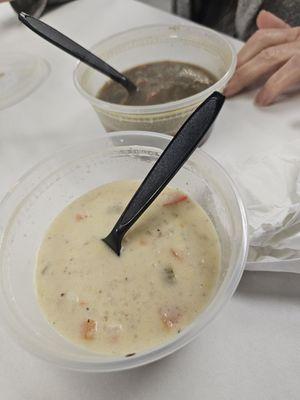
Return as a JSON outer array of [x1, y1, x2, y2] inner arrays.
[[224, 10, 300, 106]]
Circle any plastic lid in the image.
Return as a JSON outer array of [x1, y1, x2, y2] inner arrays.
[[0, 52, 50, 110]]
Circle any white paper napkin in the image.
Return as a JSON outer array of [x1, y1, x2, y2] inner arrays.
[[224, 139, 300, 273]]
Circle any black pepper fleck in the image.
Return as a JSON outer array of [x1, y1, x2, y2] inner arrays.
[[125, 353, 136, 358]]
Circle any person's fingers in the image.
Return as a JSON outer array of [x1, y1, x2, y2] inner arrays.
[[256, 10, 290, 29], [237, 27, 300, 67], [224, 41, 300, 97], [255, 55, 300, 106]]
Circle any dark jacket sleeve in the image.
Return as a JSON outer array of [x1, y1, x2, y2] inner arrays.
[[173, 0, 300, 40], [10, 0, 74, 18]]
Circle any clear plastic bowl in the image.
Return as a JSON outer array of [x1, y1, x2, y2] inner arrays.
[[0, 132, 248, 372], [0, 52, 50, 110], [74, 24, 236, 135]]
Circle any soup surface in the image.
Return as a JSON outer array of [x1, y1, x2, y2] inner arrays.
[[36, 181, 220, 356], [97, 61, 217, 106]]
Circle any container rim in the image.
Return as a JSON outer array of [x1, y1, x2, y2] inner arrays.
[[0, 132, 248, 372], [73, 24, 237, 115]]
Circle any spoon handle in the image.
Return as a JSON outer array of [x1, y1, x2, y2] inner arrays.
[[18, 12, 136, 93], [106, 92, 225, 254]]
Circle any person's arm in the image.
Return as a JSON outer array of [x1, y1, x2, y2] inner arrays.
[[224, 10, 300, 106]]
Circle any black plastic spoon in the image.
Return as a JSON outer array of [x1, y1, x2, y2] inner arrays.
[[103, 91, 225, 255], [18, 12, 137, 93]]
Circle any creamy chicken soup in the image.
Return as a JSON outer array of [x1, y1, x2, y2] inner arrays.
[[36, 181, 220, 356]]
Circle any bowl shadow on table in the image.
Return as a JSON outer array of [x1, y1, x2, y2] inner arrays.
[[59, 344, 199, 396], [236, 271, 300, 303]]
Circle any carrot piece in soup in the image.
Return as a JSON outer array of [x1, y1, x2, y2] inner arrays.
[[170, 248, 183, 261], [163, 195, 188, 207], [75, 213, 88, 221], [160, 307, 182, 329], [81, 319, 97, 340]]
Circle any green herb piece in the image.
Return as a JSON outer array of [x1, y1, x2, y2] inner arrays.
[[164, 266, 176, 283]]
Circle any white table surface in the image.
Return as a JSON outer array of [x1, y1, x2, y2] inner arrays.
[[0, 1, 299, 399]]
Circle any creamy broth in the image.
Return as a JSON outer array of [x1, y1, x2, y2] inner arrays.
[[36, 181, 220, 356]]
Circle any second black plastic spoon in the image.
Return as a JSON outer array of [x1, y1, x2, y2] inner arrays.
[[103, 91, 225, 256], [18, 12, 137, 93]]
